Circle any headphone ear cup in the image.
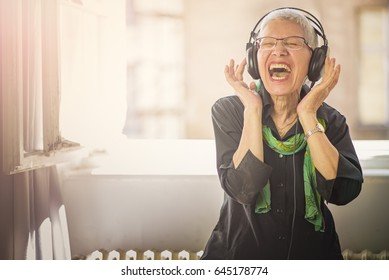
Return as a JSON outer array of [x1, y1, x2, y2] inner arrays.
[[308, 45, 328, 82], [246, 43, 260, 80]]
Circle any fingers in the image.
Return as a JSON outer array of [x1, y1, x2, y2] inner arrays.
[[225, 59, 249, 90], [224, 58, 262, 109], [225, 58, 246, 81], [328, 64, 341, 91], [324, 57, 340, 81], [306, 57, 340, 110], [249, 81, 257, 92], [224, 59, 237, 86], [235, 58, 247, 81], [318, 57, 341, 92]]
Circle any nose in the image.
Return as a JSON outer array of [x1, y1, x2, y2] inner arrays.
[[272, 40, 288, 55]]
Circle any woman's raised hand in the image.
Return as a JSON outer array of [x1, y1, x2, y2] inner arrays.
[[297, 57, 341, 118], [224, 58, 263, 111]]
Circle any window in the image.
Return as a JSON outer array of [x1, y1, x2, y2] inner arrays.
[[123, 0, 185, 138], [59, 0, 127, 149], [1, 0, 80, 175], [357, 6, 389, 126]]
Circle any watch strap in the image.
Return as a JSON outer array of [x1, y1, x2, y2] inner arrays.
[[304, 122, 324, 141]]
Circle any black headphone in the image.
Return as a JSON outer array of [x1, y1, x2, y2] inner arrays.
[[246, 7, 328, 85]]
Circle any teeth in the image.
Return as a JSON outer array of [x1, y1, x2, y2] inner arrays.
[[272, 75, 287, 80], [268, 63, 291, 80], [269, 63, 291, 72]]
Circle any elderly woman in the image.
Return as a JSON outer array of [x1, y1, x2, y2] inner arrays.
[[201, 8, 363, 260]]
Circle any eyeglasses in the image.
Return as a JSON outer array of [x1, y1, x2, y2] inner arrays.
[[255, 36, 310, 51]]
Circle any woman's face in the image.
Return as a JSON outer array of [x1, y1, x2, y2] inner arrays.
[[257, 19, 312, 97]]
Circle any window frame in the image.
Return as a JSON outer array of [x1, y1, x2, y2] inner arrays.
[[1, 0, 81, 175], [356, 4, 389, 133]]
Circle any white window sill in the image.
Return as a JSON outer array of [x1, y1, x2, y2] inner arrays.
[[59, 139, 389, 178], [60, 138, 217, 177]]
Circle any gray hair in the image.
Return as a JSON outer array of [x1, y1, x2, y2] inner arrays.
[[257, 8, 319, 48]]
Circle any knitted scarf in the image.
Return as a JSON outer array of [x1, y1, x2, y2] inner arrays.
[[255, 119, 326, 232]]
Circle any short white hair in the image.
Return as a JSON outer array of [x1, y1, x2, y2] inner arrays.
[[257, 8, 319, 48]]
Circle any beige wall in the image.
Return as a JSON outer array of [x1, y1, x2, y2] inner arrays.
[[184, 0, 389, 139]]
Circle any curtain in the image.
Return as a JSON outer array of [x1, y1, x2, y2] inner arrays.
[[12, 168, 71, 260], [0, 0, 71, 260]]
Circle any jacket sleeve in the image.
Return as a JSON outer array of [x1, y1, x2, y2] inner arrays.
[[211, 97, 272, 205], [316, 108, 363, 205]]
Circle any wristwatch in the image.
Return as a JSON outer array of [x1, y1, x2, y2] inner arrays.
[[304, 122, 325, 141]]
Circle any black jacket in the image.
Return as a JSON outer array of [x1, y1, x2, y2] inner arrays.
[[201, 87, 363, 260]]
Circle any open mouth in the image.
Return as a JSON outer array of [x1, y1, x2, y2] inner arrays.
[[268, 63, 291, 80]]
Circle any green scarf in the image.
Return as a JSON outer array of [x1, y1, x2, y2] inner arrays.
[[255, 119, 326, 232]]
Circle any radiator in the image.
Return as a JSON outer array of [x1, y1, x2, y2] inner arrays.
[[73, 249, 204, 260], [342, 249, 389, 260], [73, 249, 389, 260]]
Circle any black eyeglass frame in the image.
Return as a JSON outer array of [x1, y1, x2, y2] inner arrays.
[[255, 36, 313, 51]]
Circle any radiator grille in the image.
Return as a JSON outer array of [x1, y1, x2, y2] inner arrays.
[[73, 249, 204, 260], [342, 249, 389, 260], [73, 249, 389, 260]]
